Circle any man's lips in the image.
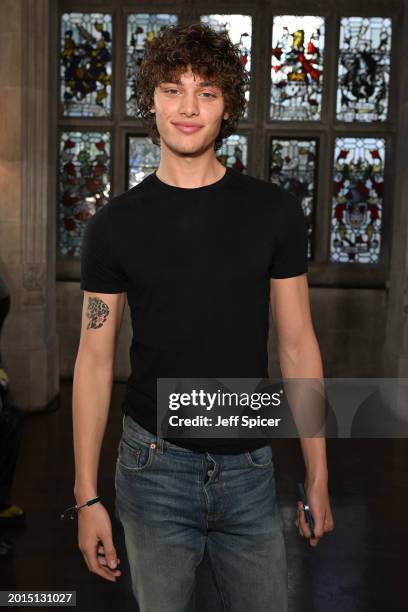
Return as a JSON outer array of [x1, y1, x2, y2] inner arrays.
[[171, 123, 203, 134]]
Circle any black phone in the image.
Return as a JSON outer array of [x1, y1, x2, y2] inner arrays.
[[297, 482, 315, 538]]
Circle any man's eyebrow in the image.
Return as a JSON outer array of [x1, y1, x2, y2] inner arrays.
[[196, 81, 220, 88], [160, 79, 220, 88]]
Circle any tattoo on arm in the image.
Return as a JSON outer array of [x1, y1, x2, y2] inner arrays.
[[86, 296, 110, 330]]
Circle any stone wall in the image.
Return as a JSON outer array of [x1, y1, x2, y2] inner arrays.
[[0, 0, 59, 411]]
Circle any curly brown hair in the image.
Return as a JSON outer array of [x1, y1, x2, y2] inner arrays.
[[134, 22, 249, 150]]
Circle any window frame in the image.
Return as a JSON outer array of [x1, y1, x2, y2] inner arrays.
[[55, 0, 402, 288]]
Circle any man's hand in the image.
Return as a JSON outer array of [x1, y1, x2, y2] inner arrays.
[[78, 502, 122, 582], [295, 479, 334, 547]]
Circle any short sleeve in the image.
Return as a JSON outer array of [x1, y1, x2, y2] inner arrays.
[[269, 191, 309, 279], [80, 204, 127, 293]]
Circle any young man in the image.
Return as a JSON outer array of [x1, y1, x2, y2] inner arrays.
[[73, 22, 334, 611]]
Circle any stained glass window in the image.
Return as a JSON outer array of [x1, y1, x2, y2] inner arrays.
[[200, 14, 252, 117], [269, 138, 317, 259], [217, 134, 248, 173], [60, 13, 112, 117], [330, 137, 385, 263], [127, 136, 161, 188], [336, 17, 392, 122], [59, 132, 111, 257], [55, 4, 395, 276], [270, 15, 325, 121], [126, 14, 178, 117]]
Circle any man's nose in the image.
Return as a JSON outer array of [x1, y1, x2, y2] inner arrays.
[[178, 92, 199, 116]]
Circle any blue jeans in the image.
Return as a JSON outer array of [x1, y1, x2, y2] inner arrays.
[[115, 414, 288, 612]]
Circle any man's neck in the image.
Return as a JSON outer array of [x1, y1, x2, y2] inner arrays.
[[155, 145, 226, 189]]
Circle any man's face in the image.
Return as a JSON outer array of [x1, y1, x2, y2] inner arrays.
[[150, 65, 229, 156]]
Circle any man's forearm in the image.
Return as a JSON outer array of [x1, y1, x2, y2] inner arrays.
[[278, 332, 328, 482], [72, 353, 114, 504]]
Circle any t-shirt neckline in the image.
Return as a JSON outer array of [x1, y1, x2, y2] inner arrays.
[[150, 166, 233, 193]]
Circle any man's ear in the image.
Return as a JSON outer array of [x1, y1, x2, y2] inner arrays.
[[223, 111, 229, 121]]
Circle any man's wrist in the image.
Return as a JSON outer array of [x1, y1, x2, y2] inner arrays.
[[74, 486, 98, 505], [305, 471, 328, 487]]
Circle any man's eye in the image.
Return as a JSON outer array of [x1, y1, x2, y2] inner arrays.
[[201, 92, 217, 98], [164, 88, 179, 94]]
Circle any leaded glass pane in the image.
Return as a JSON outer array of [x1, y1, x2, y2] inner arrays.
[[336, 17, 392, 122], [200, 14, 252, 118], [59, 132, 111, 257], [269, 138, 317, 259], [126, 13, 178, 117], [217, 134, 248, 173], [60, 13, 112, 117], [330, 137, 385, 263], [270, 16, 325, 121], [127, 136, 161, 188]]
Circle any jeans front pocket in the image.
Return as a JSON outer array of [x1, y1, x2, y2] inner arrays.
[[117, 436, 155, 472], [244, 444, 273, 468]]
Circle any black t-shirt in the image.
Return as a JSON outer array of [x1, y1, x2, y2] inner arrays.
[[80, 166, 308, 453]]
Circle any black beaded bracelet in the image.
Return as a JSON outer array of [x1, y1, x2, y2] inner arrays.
[[60, 496, 101, 520]]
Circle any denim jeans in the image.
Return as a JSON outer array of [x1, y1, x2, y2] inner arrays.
[[114, 414, 288, 612]]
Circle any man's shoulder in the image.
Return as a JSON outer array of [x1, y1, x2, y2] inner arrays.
[[229, 170, 295, 208], [100, 174, 156, 219]]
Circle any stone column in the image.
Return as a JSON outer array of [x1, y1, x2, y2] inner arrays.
[[0, 0, 59, 411], [383, 0, 408, 377]]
